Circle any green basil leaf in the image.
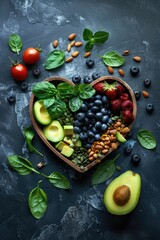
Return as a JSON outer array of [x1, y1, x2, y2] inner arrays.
[[101, 51, 125, 67], [24, 127, 43, 156], [32, 82, 57, 99], [44, 50, 65, 70], [91, 154, 120, 185], [78, 84, 96, 99], [48, 172, 70, 189], [28, 181, 48, 219], [43, 98, 55, 108], [7, 155, 39, 175], [57, 82, 76, 98], [83, 28, 93, 41], [93, 31, 109, 44], [85, 41, 94, 51], [8, 34, 22, 54], [48, 99, 66, 119], [69, 96, 83, 112], [137, 129, 157, 149]]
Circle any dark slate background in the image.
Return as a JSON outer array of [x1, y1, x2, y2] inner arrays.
[[0, 0, 160, 239]]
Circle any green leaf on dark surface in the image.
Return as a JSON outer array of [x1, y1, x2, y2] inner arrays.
[[43, 50, 65, 70], [85, 41, 94, 51], [83, 28, 93, 41], [69, 96, 83, 112], [93, 31, 109, 44], [28, 181, 48, 219], [137, 129, 157, 150], [7, 155, 39, 175], [91, 154, 120, 185], [8, 34, 22, 54], [32, 82, 57, 99], [78, 84, 96, 99], [101, 51, 125, 67], [47, 172, 71, 189]]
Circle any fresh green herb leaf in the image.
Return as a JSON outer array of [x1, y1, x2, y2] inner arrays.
[[47, 99, 66, 119], [78, 84, 96, 99], [8, 34, 22, 55], [83, 28, 93, 41], [100, 51, 125, 67], [137, 129, 157, 149], [57, 82, 76, 98], [24, 126, 43, 156], [93, 31, 109, 44], [43, 98, 55, 108], [7, 155, 39, 175], [28, 180, 48, 219], [69, 96, 83, 112], [85, 41, 94, 51], [43, 50, 65, 70], [32, 82, 57, 99], [47, 172, 70, 189], [91, 154, 120, 185]]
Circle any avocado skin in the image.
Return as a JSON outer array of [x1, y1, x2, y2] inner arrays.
[[103, 170, 141, 215]]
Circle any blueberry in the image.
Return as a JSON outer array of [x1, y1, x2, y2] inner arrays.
[[95, 94, 102, 100], [86, 59, 94, 68], [74, 120, 82, 127], [134, 90, 141, 100], [107, 110, 112, 117], [73, 126, 81, 134], [95, 112, 103, 120], [131, 154, 141, 165], [94, 134, 100, 141], [102, 115, 109, 123], [88, 124, 93, 129], [33, 68, 41, 77], [83, 76, 92, 84], [92, 72, 100, 80], [84, 117, 90, 125], [130, 66, 139, 76], [101, 108, 108, 115], [87, 130, 94, 138], [143, 78, 151, 88], [94, 99, 102, 107], [88, 96, 95, 102], [81, 126, 88, 132], [87, 137, 95, 144], [124, 146, 132, 155], [72, 75, 81, 84], [92, 127, 98, 134], [79, 132, 88, 141], [102, 95, 109, 104], [146, 103, 154, 114], [20, 82, 28, 91], [87, 102, 94, 108], [86, 143, 92, 149], [7, 94, 16, 104], [108, 118, 113, 125], [80, 103, 88, 112], [95, 121, 102, 130], [91, 106, 99, 113], [76, 112, 85, 121], [87, 111, 95, 119], [90, 118, 96, 124], [101, 124, 108, 131]]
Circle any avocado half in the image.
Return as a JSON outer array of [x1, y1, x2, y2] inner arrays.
[[33, 100, 52, 125], [104, 170, 141, 215], [43, 120, 64, 143]]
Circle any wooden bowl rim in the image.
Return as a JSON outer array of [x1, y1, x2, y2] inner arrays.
[[29, 76, 137, 173]]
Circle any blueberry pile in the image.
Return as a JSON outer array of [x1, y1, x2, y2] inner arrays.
[[73, 93, 114, 148]]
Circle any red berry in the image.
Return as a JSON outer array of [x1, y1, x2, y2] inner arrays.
[[105, 89, 117, 100], [122, 110, 134, 124], [116, 83, 125, 96], [121, 100, 133, 111], [119, 93, 130, 102], [93, 82, 105, 94], [110, 99, 122, 112]]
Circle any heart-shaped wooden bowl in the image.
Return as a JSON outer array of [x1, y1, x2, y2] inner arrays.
[[29, 76, 137, 173]]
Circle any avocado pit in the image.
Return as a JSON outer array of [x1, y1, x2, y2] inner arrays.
[[113, 185, 131, 206]]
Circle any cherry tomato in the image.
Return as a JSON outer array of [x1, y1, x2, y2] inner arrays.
[[23, 47, 41, 64], [11, 63, 28, 81]]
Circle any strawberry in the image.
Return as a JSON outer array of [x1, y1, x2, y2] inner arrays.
[[121, 100, 133, 111], [104, 81, 117, 100], [93, 82, 105, 94], [116, 83, 125, 97], [110, 99, 122, 112], [120, 93, 129, 102], [122, 110, 134, 124]]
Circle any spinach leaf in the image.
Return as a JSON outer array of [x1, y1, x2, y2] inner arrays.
[[28, 181, 48, 219], [44, 50, 65, 70], [137, 129, 157, 149], [7, 155, 39, 175], [100, 51, 125, 67], [24, 127, 43, 156], [69, 96, 83, 112], [47, 99, 66, 119], [43, 98, 55, 108], [93, 31, 109, 44], [8, 34, 22, 55], [57, 82, 76, 98], [47, 172, 70, 189], [91, 154, 120, 185], [78, 84, 96, 99], [32, 82, 57, 99], [83, 28, 93, 41], [85, 41, 94, 51]]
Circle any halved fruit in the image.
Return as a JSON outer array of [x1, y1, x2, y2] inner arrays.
[[43, 120, 64, 143], [33, 100, 52, 125]]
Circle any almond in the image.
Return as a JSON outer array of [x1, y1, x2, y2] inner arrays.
[[65, 56, 73, 63], [122, 50, 130, 56], [84, 52, 91, 58], [133, 56, 141, 62], [68, 33, 76, 40], [118, 69, 124, 77], [107, 66, 114, 74], [67, 43, 71, 52], [53, 40, 58, 48], [75, 41, 83, 47], [72, 51, 79, 58], [70, 40, 75, 47], [142, 90, 149, 98]]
